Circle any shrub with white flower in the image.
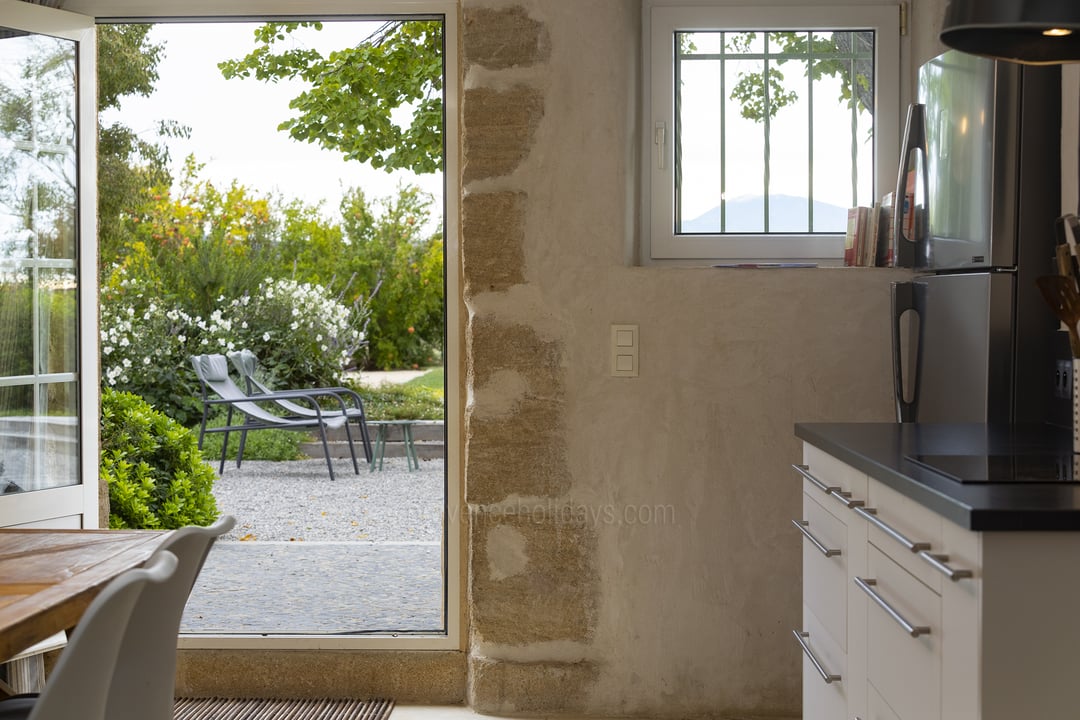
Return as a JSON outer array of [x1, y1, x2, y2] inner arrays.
[[100, 277, 204, 425], [202, 278, 368, 388], [101, 271, 367, 424]]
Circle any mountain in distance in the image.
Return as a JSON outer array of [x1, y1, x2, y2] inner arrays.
[[681, 194, 848, 234]]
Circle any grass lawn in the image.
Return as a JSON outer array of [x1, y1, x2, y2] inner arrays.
[[348, 367, 443, 421], [403, 367, 444, 391]]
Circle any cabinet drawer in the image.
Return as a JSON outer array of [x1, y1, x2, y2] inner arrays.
[[801, 491, 847, 649], [798, 605, 847, 720], [866, 683, 902, 720], [802, 443, 869, 512], [865, 478, 944, 593], [864, 544, 941, 720]]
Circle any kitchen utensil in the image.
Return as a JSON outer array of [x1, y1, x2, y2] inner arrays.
[[1037, 275, 1080, 357], [1056, 243, 1074, 280]]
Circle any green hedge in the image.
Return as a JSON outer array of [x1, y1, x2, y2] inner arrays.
[[101, 388, 219, 529]]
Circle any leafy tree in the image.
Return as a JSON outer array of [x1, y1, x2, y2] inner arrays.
[[338, 185, 443, 370], [97, 24, 186, 276], [219, 20, 444, 175], [276, 185, 444, 370], [718, 31, 873, 123], [114, 156, 280, 318]]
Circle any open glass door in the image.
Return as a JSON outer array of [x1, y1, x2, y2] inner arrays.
[[0, 0, 97, 528]]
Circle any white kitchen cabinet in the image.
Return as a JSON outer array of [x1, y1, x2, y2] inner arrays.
[[797, 441, 1080, 720], [796, 445, 868, 719]]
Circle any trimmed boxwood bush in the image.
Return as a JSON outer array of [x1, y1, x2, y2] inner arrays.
[[101, 388, 219, 529]]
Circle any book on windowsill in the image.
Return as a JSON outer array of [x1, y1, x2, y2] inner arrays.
[[877, 193, 896, 267], [844, 205, 872, 266]]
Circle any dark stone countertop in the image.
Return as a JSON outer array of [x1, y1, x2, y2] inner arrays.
[[794, 422, 1080, 531]]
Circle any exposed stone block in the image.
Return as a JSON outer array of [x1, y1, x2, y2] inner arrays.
[[468, 655, 599, 716], [463, 86, 544, 182], [461, 192, 527, 295], [468, 315, 561, 391], [463, 5, 551, 70], [469, 508, 599, 646], [465, 399, 570, 503], [465, 316, 568, 502]]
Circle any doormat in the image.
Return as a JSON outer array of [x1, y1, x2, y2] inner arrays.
[[174, 697, 395, 720]]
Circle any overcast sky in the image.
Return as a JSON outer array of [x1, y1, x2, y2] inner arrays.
[[101, 21, 443, 220]]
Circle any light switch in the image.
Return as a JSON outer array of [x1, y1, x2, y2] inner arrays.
[[611, 324, 638, 377]]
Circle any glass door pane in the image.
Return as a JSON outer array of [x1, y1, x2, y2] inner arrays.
[[0, 0, 96, 526]]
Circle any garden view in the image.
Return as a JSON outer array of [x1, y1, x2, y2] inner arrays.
[[91, 21, 446, 529]]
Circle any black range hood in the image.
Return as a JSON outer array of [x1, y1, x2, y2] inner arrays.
[[940, 0, 1080, 65]]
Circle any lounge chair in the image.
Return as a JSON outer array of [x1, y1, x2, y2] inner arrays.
[[227, 349, 373, 462], [190, 354, 359, 480]]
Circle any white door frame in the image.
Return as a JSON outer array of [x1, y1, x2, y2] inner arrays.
[[21, 0, 463, 652]]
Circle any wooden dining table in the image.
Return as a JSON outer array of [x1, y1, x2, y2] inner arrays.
[[0, 528, 170, 663]]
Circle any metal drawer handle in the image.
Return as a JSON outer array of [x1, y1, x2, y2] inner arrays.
[[854, 576, 931, 638], [792, 520, 841, 557], [917, 550, 973, 581], [792, 464, 865, 509], [792, 463, 839, 494], [852, 505, 931, 553], [828, 488, 865, 509], [792, 630, 841, 684]]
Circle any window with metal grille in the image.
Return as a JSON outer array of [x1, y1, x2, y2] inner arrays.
[[645, 4, 902, 262]]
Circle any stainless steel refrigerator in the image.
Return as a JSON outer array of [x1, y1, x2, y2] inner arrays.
[[890, 50, 1065, 425]]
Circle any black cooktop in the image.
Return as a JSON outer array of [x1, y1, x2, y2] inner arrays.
[[905, 453, 1078, 484]]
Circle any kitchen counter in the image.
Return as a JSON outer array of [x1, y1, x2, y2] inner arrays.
[[794, 422, 1080, 531]]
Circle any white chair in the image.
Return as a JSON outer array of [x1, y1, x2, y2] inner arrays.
[[104, 514, 236, 720], [0, 551, 179, 720]]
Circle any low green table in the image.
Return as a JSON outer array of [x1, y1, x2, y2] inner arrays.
[[368, 420, 419, 472]]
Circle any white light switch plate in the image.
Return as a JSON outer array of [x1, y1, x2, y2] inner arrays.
[[610, 324, 638, 377]]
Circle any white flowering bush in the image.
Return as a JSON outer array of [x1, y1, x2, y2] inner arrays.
[[100, 279, 204, 425], [202, 279, 367, 388], [101, 274, 366, 424]]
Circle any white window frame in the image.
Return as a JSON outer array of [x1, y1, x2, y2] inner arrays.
[[643, 3, 902, 264]]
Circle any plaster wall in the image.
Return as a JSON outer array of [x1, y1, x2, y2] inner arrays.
[[461, 1, 909, 716]]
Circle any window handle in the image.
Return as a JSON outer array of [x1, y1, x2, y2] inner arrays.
[[654, 121, 666, 170]]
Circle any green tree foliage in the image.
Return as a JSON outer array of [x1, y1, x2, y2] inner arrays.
[[101, 159, 443, 399], [124, 157, 280, 318], [101, 388, 219, 529], [723, 31, 873, 123], [219, 20, 444, 174], [97, 25, 185, 275], [276, 185, 444, 370]]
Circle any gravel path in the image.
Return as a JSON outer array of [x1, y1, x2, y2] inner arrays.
[[181, 456, 446, 634], [210, 457, 444, 542]]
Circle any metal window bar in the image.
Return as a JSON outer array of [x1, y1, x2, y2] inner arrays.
[[676, 30, 874, 235], [849, 52, 859, 207], [807, 33, 816, 231], [762, 33, 772, 233], [720, 33, 727, 234]]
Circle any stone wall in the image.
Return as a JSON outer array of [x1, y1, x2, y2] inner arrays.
[[460, 1, 907, 716]]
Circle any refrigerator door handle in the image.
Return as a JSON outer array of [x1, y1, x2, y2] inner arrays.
[[894, 103, 929, 269], [891, 281, 918, 422]]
